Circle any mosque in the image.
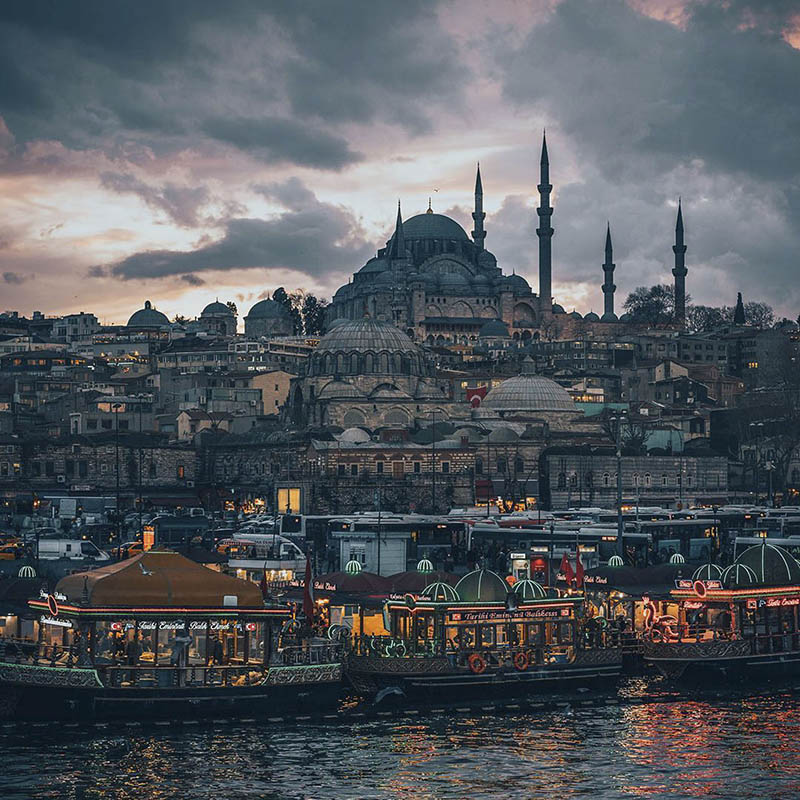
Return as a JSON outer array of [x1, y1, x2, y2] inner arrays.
[[327, 134, 689, 344]]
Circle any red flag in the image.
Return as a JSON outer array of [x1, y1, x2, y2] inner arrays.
[[575, 553, 585, 588], [302, 554, 314, 619], [560, 553, 574, 585]]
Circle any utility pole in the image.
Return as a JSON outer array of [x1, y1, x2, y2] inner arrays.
[[113, 402, 122, 555], [615, 412, 624, 557], [430, 410, 437, 514]]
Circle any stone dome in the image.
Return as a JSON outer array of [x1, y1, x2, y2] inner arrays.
[[584, 312, 600, 322], [601, 312, 619, 323], [483, 361, 577, 415], [246, 299, 290, 320], [438, 271, 470, 287], [455, 569, 509, 602], [308, 317, 427, 377], [552, 304, 566, 314], [734, 542, 800, 586], [399, 213, 469, 242], [513, 579, 547, 601], [478, 319, 510, 338], [505, 274, 530, 292], [327, 318, 349, 330], [127, 300, 170, 328], [569, 311, 583, 320], [358, 258, 389, 275], [201, 301, 233, 316]]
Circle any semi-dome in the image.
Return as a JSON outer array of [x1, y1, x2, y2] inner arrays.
[[438, 272, 470, 286], [478, 319, 510, 338], [201, 301, 233, 316], [569, 311, 583, 320], [127, 300, 170, 328], [455, 568, 509, 602], [399, 212, 469, 242], [358, 258, 389, 275], [317, 381, 366, 400], [504, 274, 530, 292], [308, 317, 427, 377], [338, 426, 371, 443], [483, 361, 577, 415], [422, 581, 460, 602], [246, 298, 290, 320], [692, 563, 723, 581], [721, 563, 758, 589], [327, 318, 349, 330], [734, 542, 800, 586], [316, 317, 419, 355], [513, 579, 547, 601]]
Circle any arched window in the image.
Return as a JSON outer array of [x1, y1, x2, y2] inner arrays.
[[365, 353, 374, 373], [602, 472, 610, 487], [475, 456, 483, 475], [515, 457, 525, 474], [662, 474, 668, 486], [644, 473, 651, 487], [350, 354, 359, 373], [497, 458, 507, 474], [557, 471, 566, 489], [632, 473, 640, 487]]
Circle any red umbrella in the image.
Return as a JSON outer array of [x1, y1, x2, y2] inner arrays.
[[560, 553, 574, 585]]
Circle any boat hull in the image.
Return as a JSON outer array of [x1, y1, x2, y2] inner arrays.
[[0, 660, 343, 721], [346, 649, 623, 702]]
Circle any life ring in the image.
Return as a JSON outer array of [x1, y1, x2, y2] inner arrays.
[[468, 653, 487, 674], [513, 651, 529, 671]]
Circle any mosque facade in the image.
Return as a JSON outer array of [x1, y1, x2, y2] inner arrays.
[[327, 134, 688, 345]]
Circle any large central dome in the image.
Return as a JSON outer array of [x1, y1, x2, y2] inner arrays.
[[400, 213, 469, 241]]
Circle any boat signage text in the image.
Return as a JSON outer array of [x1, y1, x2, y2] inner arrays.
[[447, 607, 571, 623]]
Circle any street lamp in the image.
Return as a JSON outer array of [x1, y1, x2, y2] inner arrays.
[[749, 421, 765, 503]]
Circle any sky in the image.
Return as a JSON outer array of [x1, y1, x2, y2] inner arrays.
[[1, 0, 799, 325]]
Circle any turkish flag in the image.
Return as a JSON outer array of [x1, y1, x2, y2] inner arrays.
[[575, 553, 585, 588], [560, 553, 574, 585]]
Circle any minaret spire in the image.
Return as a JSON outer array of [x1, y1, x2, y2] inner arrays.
[[734, 292, 746, 325], [389, 200, 406, 259], [602, 222, 616, 318], [536, 130, 554, 309], [471, 162, 486, 250], [672, 198, 687, 326]]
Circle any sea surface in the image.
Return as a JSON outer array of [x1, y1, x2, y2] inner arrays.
[[2, 687, 800, 800]]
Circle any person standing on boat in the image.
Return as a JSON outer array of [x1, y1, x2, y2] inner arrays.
[[126, 633, 142, 684]]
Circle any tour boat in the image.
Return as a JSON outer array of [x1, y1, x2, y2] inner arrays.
[[344, 568, 623, 702], [642, 542, 800, 680], [0, 549, 342, 720]]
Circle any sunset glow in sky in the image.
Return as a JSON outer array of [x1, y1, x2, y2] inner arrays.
[[1, 0, 799, 325]]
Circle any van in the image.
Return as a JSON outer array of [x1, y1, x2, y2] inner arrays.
[[38, 539, 110, 562]]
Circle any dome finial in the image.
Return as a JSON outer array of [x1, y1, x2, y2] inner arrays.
[[427, 197, 433, 214]]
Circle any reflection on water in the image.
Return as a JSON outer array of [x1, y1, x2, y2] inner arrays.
[[3, 694, 800, 799]]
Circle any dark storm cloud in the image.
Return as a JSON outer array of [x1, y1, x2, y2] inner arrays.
[[493, 0, 800, 312], [100, 172, 211, 228], [0, 0, 462, 171], [201, 118, 361, 170], [501, 0, 800, 181], [108, 181, 373, 280], [180, 274, 206, 286], [252, 177, 317, 211]]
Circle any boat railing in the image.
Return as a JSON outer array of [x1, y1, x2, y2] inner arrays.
[[274, 643, 342, 666], [643, 625, 800, 656], [99, 663, 267, 689], [0, 637, 77, 668]]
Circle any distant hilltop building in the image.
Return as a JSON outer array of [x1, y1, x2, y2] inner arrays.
[[328, 134, 688, 342]]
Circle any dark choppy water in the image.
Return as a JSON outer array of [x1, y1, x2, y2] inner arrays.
[[2, 692, 800, 799]]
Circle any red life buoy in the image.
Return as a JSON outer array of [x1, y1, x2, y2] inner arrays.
[[513, 651, 529, 671], [468, 653, 487, 674]]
